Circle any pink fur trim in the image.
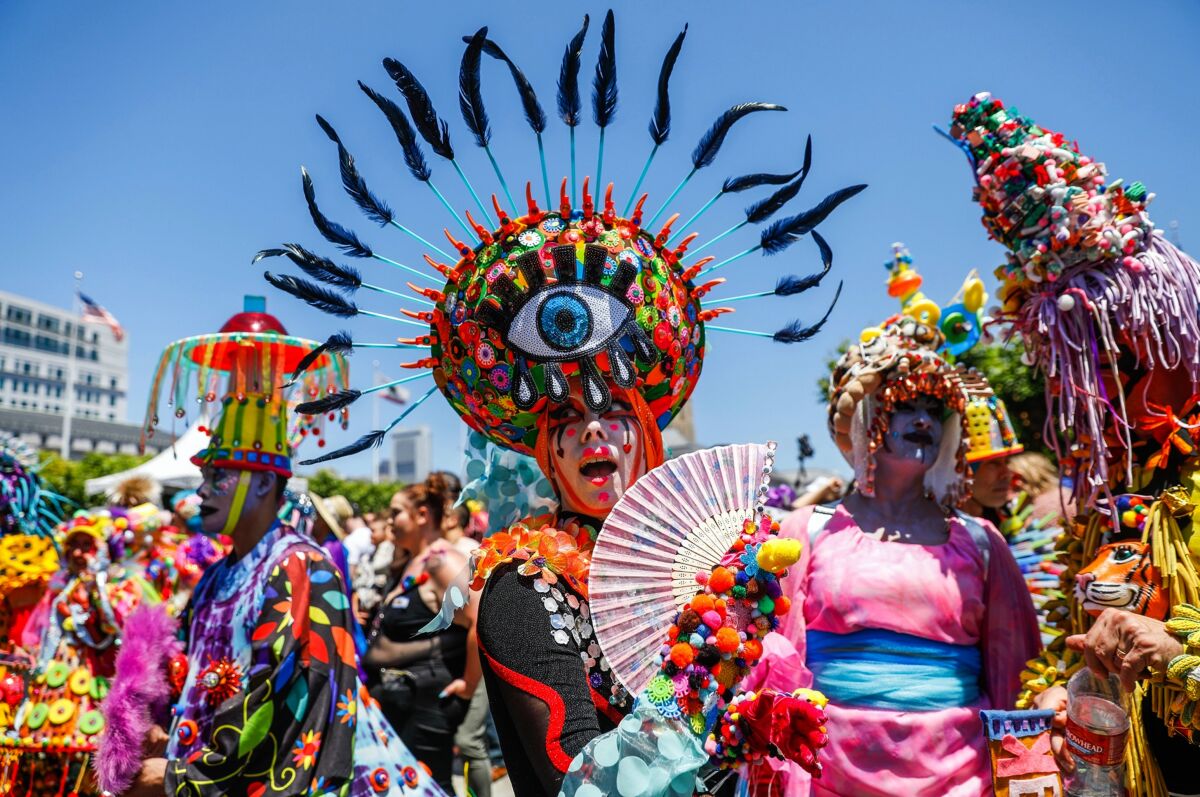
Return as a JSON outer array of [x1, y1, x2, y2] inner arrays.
[[95, 603, 181, 795]]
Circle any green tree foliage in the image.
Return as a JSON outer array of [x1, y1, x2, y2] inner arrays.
[[36, 451, 153, 507], [305, 470, 405, 515]]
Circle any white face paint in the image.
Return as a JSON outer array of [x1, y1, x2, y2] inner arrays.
[[876, 395, 945, 474]]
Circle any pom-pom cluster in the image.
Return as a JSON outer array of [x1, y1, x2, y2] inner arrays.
[[949, 92, 1154, 302], [708, 688, 829, 776], [641, 515, 801, 751], [1115, 494, 1152, 533]]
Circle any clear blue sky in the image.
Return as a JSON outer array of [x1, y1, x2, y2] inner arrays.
[[3, 1, 1198, 479]]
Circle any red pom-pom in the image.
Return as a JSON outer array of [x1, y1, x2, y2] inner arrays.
[[709, 567, 735, 593], [670, 643, 695, 668], [742, 638, 763, 661], [774, 596, 792, 616]]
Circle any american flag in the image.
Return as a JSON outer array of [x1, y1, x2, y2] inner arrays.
[[78, 291, 125, 342]]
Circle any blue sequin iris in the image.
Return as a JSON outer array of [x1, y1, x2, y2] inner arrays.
[[537, 293, 592, 352]]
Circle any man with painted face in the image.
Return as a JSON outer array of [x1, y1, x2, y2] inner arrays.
[[124, 392, 447, 797], [760, 325, 1041, 796]]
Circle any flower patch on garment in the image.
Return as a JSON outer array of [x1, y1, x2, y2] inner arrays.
[[470, 515, 595, 598]]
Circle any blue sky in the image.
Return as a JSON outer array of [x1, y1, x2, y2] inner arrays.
[[3, 1, 1198, 479]]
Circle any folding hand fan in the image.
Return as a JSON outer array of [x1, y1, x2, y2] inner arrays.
[[589, 441, 776, 696]]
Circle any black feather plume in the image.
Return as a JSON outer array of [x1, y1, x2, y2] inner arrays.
[[300, 429, 387, 465], [760, 184, 868, 255], [772, 281, 843, 343], [296, 389, 363, 416], [722, 167, 801, 195], [315, 115, 395, 227], [739, 136, 812, 216], [459, 28, 491, 148], [773, 235, 832, 296], [358, 81, 431, 182], [383, 58, 454, 160], [263, 272, 359, 318], [257, 243, 363, 290], [288, 331, 355, 385], [301, 167, 374, 259], [462, 36, 546, 133], [691, 102, 787, 170], [649, 24, 687, 145], [557, 15, 590, 126], [592, 10, 618, 128]]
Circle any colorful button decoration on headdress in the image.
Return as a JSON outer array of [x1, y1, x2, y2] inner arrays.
[[965, 394, 1023, 464], [190, 392, 293, 478], [259, 13, 865, 465]]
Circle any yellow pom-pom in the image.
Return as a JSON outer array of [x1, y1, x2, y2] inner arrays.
[[795, 688, 829, 708], [757, 538, 802, 573]]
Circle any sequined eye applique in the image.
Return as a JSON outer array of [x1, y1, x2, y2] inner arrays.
[[476, 243, 657, 413]]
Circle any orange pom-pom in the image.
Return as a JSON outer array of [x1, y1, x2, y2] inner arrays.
[[742, 638, 763, 661], [714, 599, 728, 617], [670, 643, 695, 668], [774, 596, 792, 616], [709, 567, 735, 593], [715, 627, 740, 654], [691, 594, 714, 614], [668, 625, 680, 642]]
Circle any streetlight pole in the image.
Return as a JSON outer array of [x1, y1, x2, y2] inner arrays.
[[59, 272, 82, 459]]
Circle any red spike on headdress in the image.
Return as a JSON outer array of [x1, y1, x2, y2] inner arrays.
[[699, 307, 734, 322], [398, 336, 433, 346], [682, 256, 716, 283], [401, 309, 435, 323], [406, 281, 445, 303], [401, 357, 438, 370], [582, 177, 594, 219], [525, 182, 541, 219], [492, 194, 510, 227], [559, 177, 572, 218], [631, 194, 648, 226], [603, 183, 616, 224], [654, 213, 680, 248], [673, 232, 700, 259], [444, 229, 476, 262], [691, 277, 725, 299], [422, 254, 453, 280], [463, 210, 494, 245]]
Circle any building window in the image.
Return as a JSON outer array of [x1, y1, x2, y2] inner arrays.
[[5, 306, 31, 325], [108, 413, 115, 421], [109, 394, 116, 407], [110, 377, 118, 389]]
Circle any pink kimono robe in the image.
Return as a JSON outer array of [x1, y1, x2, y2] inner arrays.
[[744, 504, 1041, 797]]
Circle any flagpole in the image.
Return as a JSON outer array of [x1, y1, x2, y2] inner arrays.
[[371, 361, 381, 485], [60, 271, 82, 459]]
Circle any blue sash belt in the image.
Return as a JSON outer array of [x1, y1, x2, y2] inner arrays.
[[806, 628, 981, 711]]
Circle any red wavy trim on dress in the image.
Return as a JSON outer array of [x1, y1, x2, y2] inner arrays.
[[478, 636, 574, 772]]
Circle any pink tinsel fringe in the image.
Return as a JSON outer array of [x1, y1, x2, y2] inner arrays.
[[95, 603, 181, 795], [1016, 233, 1200, 498]]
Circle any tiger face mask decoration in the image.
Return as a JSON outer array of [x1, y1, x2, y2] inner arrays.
[[1074, 540, 1168, 620]]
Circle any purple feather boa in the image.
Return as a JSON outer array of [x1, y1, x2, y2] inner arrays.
[[95, 603, 182, 795]]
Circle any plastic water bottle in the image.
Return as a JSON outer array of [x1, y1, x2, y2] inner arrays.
[[1063, 669, 1129, 796]]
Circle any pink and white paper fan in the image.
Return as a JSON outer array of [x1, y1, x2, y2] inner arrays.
[[589, 441, 777, 696]]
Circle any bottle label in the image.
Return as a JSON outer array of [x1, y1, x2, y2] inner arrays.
[[1064, 716, 1127, 766]]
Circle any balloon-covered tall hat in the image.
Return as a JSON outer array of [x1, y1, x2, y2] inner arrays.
[[260, 12, 863, 465]]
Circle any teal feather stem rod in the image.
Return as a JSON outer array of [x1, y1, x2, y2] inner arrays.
[[352, 342, 429, 350], [570, 129, 577, 208], [483, 145, 517, 211], [644, 167, 697, 229], [362, 372, 434, 395], [710, 289, 774, 303], [694, 243, 760, 279], [425, 181, 478, 243], [451, 159, 496, 228], [689, 219, 747, 257], [357, 308, 430, 328], [596, 129, 607, 199], [358, 283, 434, 307], [667, 190, 722, 245], [623, 144, 658, 216], [385, 219, 454, 262], [371, 254, 440, 285], [705, 325, 774, 339], [537, 136, 552, 208], [383, 384, 438, 431]]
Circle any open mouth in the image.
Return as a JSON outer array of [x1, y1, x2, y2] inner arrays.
[[579, 450, 618, 485], [902, 431, 934, 446], [199, 505, 219, 517]]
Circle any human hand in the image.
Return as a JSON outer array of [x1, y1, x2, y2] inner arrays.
[[125, 757, 167, 797], [1032, 685, 1073, 773], [1066, 608, 1184, 691], [439, 678, 474, 700], [142, 724, 169, 758]]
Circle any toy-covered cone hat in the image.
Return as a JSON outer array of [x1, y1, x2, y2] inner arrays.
[[965, 393, 1023, 464]]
